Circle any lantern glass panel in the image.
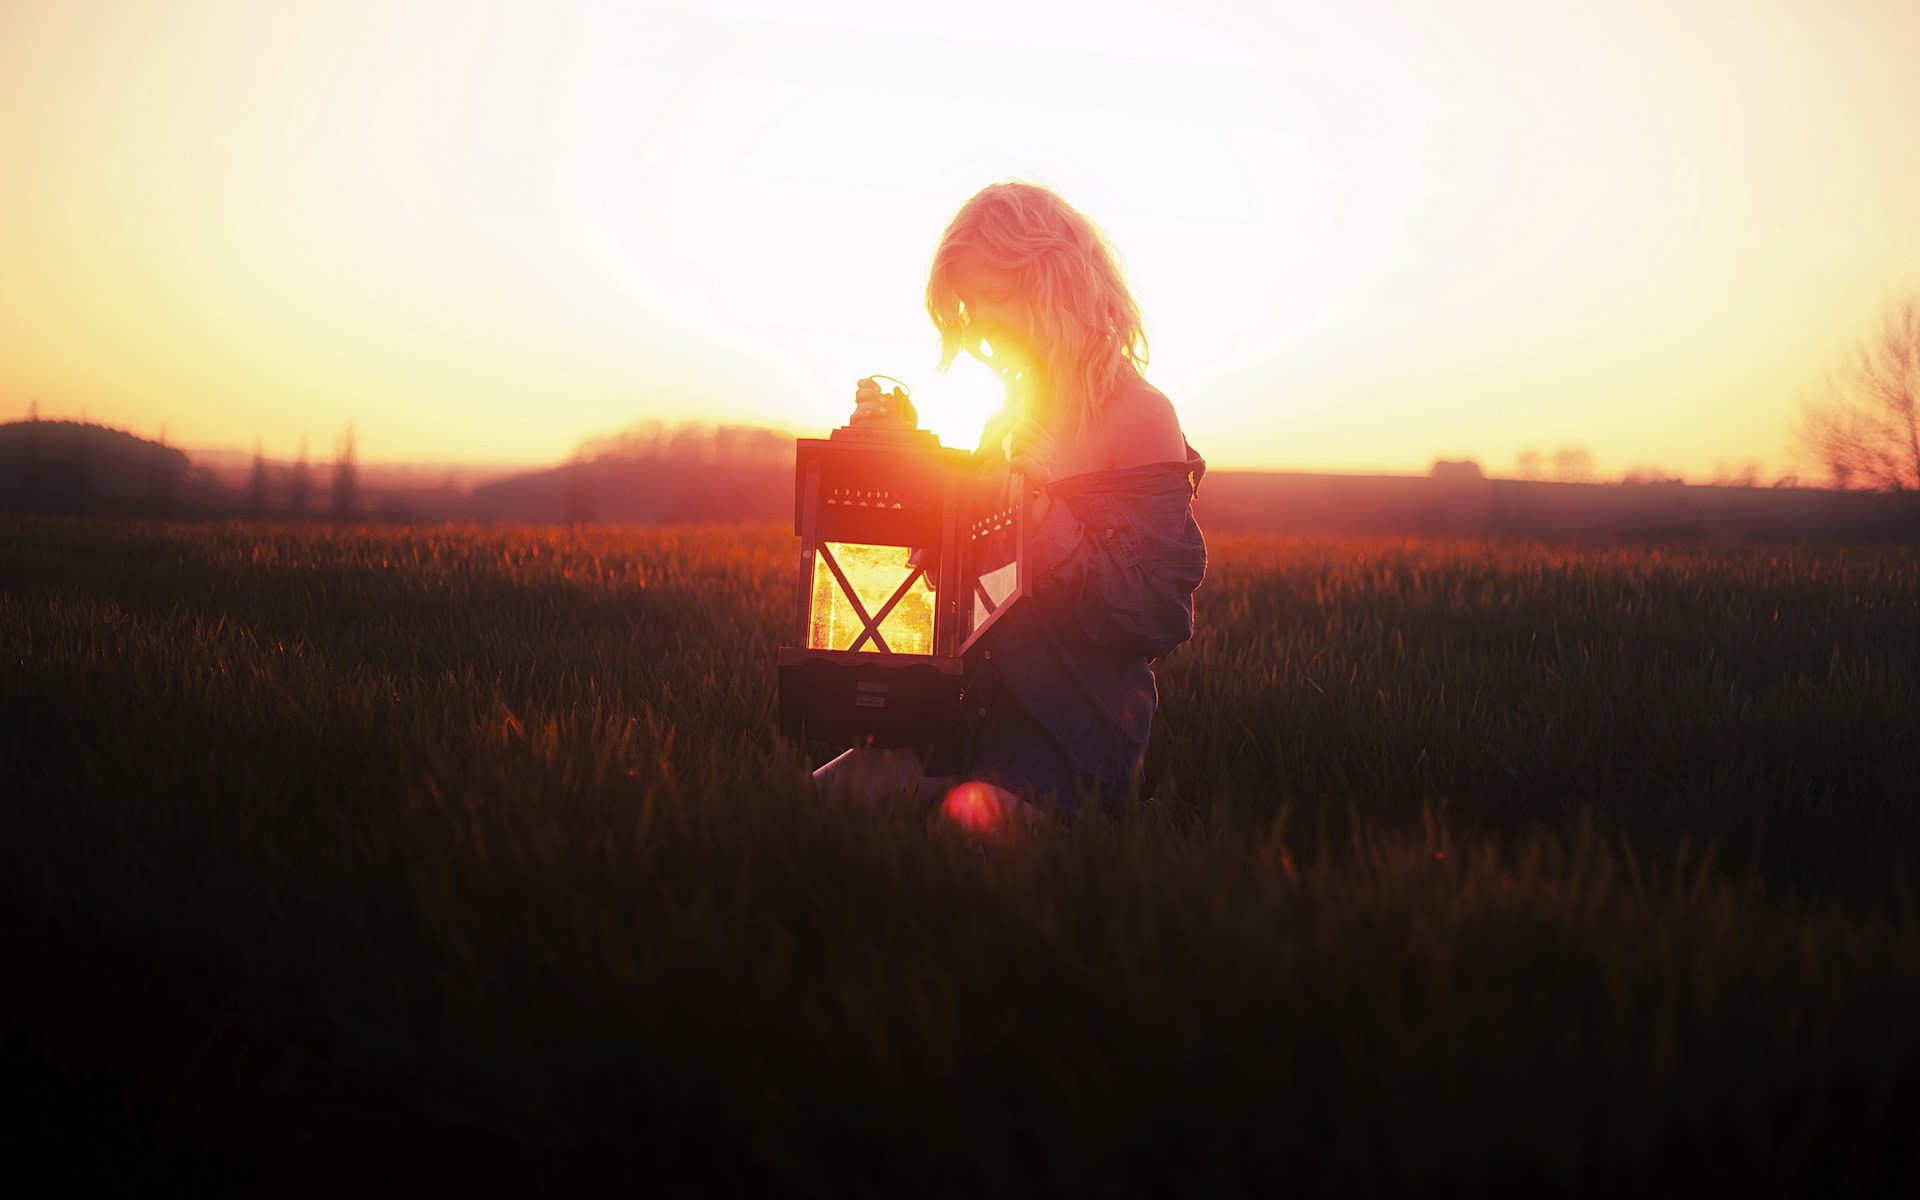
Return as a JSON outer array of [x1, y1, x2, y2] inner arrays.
[[807, 542, 936, 654], [971, 561, 1019, 632]]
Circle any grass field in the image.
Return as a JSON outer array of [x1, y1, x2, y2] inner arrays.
[[4, 516, 1917, 1195]]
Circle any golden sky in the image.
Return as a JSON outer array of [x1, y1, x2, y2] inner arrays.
[[4, 0, 1918, 478]]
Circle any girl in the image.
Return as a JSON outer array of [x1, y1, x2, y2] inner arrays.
[[815, 182, 1207, 836]]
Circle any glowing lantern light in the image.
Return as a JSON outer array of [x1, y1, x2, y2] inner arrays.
[[778, 413, 1030, 748], [808, 542, 935, 656]]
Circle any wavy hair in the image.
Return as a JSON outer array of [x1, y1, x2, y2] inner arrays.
[[925, 182, 1147, 435]]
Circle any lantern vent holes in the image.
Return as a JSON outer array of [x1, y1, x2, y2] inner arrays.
[[969, 505, 1018, 539], [828, 486, 904, 510]]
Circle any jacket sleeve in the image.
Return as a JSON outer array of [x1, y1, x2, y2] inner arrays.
[[1028, 486, 1207, 659]]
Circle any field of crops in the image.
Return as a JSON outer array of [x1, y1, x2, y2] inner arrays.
[[4, 516, 1917, 1194]]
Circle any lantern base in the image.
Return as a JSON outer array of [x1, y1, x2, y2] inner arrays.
[[777, 648, 965, 748]]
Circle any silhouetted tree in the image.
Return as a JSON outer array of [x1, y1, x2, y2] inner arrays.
[[289, 439, 312, 517], [570, 419, 792, 467], [668, 424, 715, 463], [1795, 295, 1920, 491], [332, 423, 358, 520], [1516, 449, 1543, 481], [573, 418, 664, 463], [1622, 465, 1681, 486], [249, 443, 271, 514], [1552, 447, 1594, 483], [1429, 459, 1483, 480]]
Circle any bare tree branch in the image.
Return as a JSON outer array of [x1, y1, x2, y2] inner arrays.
[[1795, 295, 1920, 491]]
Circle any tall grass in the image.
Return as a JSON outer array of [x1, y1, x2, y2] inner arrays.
[[3, 517, 1916, 1195]]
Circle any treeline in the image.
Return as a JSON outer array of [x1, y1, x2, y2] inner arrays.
[[0, 417, 797, 525], [9, 415, 1915, 539], [242, 426, 362, 519], [570, 420, 792, 467], [0, 419, 397, 521]]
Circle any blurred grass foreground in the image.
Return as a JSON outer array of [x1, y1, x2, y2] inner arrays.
[[3, 517, 1918, 1194]]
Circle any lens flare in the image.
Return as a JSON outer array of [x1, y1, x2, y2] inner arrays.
[[941, 782, 1007, 834]]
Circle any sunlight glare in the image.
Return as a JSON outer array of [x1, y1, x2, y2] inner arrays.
[[907, 357, 1006, 453]]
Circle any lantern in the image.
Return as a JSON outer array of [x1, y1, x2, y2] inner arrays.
[[778, 418, 1030, 747]]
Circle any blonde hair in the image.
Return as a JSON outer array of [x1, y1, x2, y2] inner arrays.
[[926, 182, 1147, 435]]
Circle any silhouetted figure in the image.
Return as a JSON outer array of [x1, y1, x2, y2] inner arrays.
[[814, 182, 1207, 837]]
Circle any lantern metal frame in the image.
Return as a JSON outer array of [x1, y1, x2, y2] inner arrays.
[[776, 422, 1031, 747]]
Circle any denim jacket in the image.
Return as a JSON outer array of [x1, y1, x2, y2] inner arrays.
[[967, 444, 1207, 808]]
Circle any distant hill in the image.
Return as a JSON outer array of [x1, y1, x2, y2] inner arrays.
[[189, 446, 532, 498], [469, 420, 795, 524], [1195, 469, 1920, 540], [188, 448, 497, 523], [470, 448, 1918, 541], [6, 416, 1913, 539], [470, 456, 790, 525], [0, 420, 194, 515]]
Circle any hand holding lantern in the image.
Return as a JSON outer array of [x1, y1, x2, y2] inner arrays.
[[851, 376, 918, 430]]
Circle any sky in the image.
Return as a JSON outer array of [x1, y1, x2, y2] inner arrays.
[[3, 0, 1919, 479]]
